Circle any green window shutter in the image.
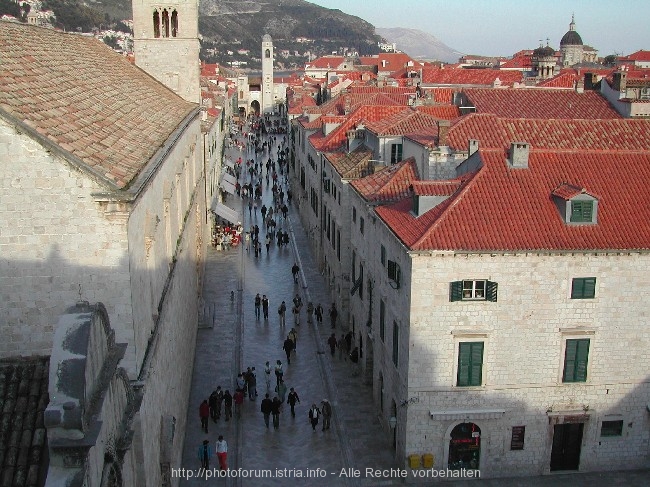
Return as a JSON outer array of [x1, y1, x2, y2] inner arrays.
[[563, 339, 590, 382], [486, 281, 498, 302], [571, 277, 596, 299], [450, 281, 463, 302], [470, 342, 484, 386], [570, 200, 593, 223], [457, 342, 483, 386]]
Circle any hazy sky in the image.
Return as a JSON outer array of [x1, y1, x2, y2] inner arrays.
[[310, 0, 650, 57]]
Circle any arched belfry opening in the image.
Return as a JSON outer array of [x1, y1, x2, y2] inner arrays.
[[171, 10, 178, 37], [162, 9, 169, 38], [265, 49, 271, 58], [153, 10, 160, 38]]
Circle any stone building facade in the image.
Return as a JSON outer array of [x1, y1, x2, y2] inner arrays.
[[1, 21, 207, 486]]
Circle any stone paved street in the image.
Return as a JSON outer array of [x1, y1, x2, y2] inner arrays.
[[179, 119, 650, 487]]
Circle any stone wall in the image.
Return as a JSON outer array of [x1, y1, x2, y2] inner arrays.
[[0, 119, 133, 365], [401, 251, 650, 476]]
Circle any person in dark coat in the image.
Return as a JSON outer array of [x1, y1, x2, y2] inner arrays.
[[260, 393, 273, 428], [287, 387, 301, 417], [199, 399, 210, 433], [271, 396, 282, 429], [308, 403, 320, 431], [283, 336, 294, 364], [223, 390, 233, 421], [327, 333, 337, 357]]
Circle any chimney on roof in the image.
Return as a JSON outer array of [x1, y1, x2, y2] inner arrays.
[[584, 72, 598, 90], [613, 71, 627, 92], [344, 95, 351, 115], [437, 120, 450, 147], [508, 142, 530, 169], [468, 139, 479, 156], [575, 77, 584, 94]]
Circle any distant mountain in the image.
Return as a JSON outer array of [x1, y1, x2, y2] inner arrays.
[[376, 27, 464, 64]]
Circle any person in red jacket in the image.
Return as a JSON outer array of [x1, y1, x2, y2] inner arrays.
[[199, 399, 210, 433]]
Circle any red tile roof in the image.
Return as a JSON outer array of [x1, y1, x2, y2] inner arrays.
[[365, 109, 440, 136], [0, 23, 197, 190], [359, 53, 422, 71], [498, 54, 532, 70], [447, 114, 650, 152], [350, 158, 419, 203], [463, 88, 621, 119], [415, 105, 461, 120], [421, 67, 523, 86], [551, 183, 587, 200], [376, 147, 650, 251], [623, 50, 650, 62], [325, 146, 375, 179], [306, 55, 346, 69]]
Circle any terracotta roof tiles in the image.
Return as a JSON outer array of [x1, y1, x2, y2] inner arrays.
[[376, 147, 650, 251], [0, 23, 197, 190], [463, 88, 621, 119], [350, 158, 419, 203]]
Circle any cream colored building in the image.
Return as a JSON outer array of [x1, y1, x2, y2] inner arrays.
[[348, 118, 650, 477]]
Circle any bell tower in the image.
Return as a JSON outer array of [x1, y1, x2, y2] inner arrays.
[[132, 0, 201, 103], [261, 34, 275, 114]]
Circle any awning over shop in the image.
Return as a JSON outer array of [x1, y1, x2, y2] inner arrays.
[[221, 179, 236, 195], [429, 409, 505, 421], [211, 201, 240, 224], [222, 173, 237, 186]]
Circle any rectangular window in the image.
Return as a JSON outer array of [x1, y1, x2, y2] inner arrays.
[[380, 245, 386, 267], [457, 342, 484, 387], [300, 167, 305, 189], [360, 217, 365, 234], [390, 143, 403, 164], [331, 221, 336, 249], [563, 338, 590, 383], [392, 321, 399, 366], [571, 277, 596, 299], [359, 264, 364, 300], [449, 280, 498, 302], [352, 207, 357, 223], [379, 299, 385, 342], [570, 200, 593, 223], [600, 420, 623, 437], [510, 426, 525, 450], [336, 230, 341, 261], [387, 260, 401, 289], [352, 251, 356, 283]]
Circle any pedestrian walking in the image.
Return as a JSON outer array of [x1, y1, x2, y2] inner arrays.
[[278, 301, 286, 326], [315, 303, 323, 324], [287, 387, 301, 417], [264, 361, 272, 391], [236, 373, 246, 393], [209, 389, 219, 422], [283, 336, 294, 364], [216, 436, 228, 470], [261, 204, 267, 220], [293, 293, 303, 311], [265, 234, 271, 253], [214, 386, 223, 419], [199, 400, 210, 433], [288, 327, 298, 352], [291, 262, 300, 283], [198, 439, 212, 469], [327, 333, 337, 357], [274, 360, 284, 385], [271, 396, 282, 429], [339, 333, 348, 360], [321, 399, 332, 431], [262, 295, 269, 320], [247, 367, 257, 400], [308, 404, 320, 431], [306, 302, 314, 324], [234, 388, 244, 418], [261, 393, 273, 428], [329, 303, 338, 328], [223, 390, 233, 421], [254, 293, 261, 319], [292, 304, 300, 326], [275, 379, 288, 403]]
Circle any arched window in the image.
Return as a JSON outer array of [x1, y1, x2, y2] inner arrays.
[[171, 10, 178, 37], [265, 49, 271, 58], [153, 10, 160, 38], [162, 9, 170, 38]]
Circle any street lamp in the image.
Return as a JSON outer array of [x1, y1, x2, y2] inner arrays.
[[388, 416, 397, 429]]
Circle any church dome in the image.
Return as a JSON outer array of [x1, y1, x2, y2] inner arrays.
[[560, 15, 583, 46], [262, 34, 272, 42]]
